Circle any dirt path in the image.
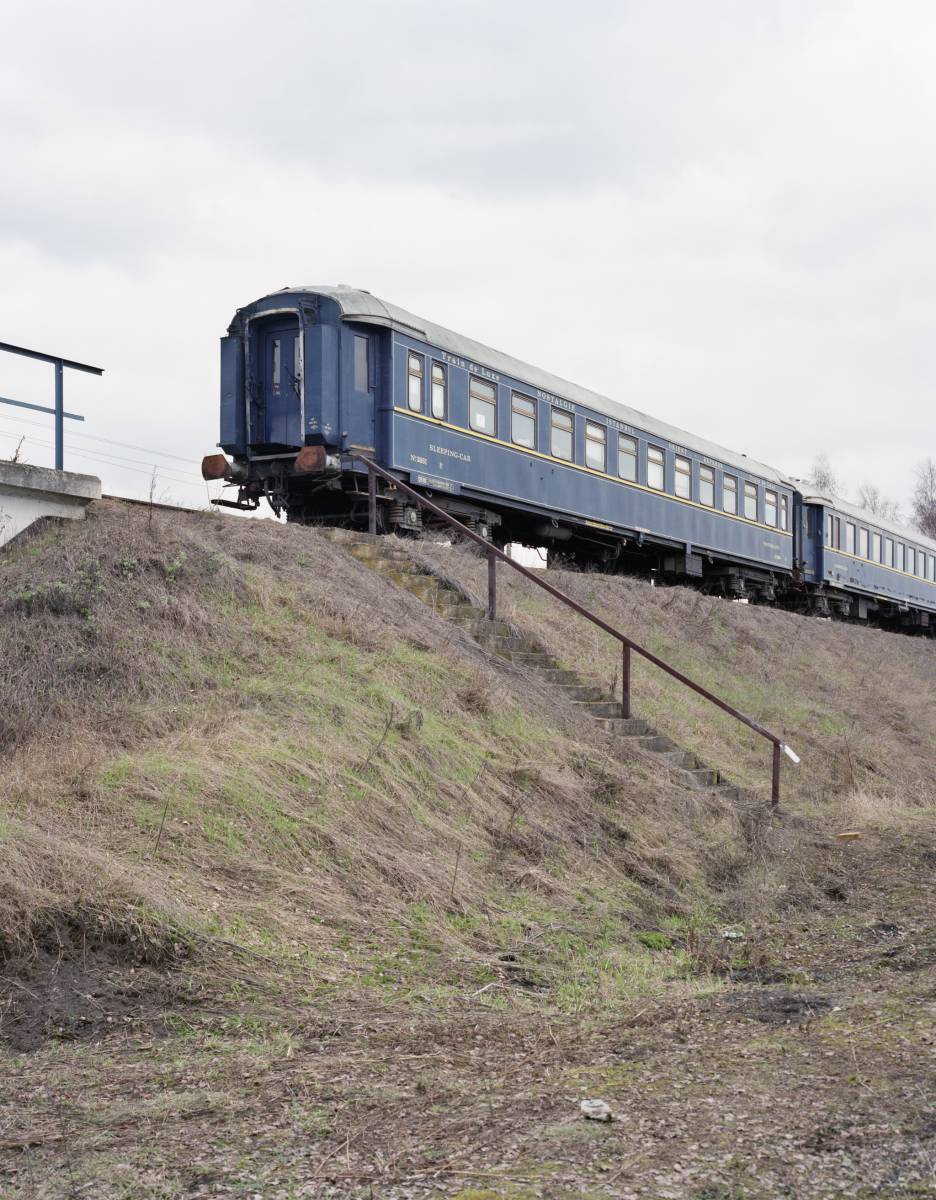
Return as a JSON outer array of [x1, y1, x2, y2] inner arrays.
[[2, 824, 934, 1200]]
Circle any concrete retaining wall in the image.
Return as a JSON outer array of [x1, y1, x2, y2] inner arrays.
[[0, 461, 102, 549]]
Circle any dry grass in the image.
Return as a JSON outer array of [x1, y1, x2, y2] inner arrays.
[[0, 501, 768, 1024]]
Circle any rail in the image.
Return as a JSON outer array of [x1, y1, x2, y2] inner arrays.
[[0, 340, 103, 471], [355, 455, 798, 808]]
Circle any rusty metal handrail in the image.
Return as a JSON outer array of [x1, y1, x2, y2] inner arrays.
[[355, 456, 798, 807]]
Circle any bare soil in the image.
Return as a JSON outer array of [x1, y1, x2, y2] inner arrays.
[[1, 824, 933, 1199]]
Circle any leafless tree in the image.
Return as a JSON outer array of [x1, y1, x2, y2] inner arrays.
[[857, 482, 901, 522], [912, 458, 936, 539], [808, 453, 840, 496]]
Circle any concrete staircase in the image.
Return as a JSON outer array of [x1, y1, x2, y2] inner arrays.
[[324, 529, 743, 801]]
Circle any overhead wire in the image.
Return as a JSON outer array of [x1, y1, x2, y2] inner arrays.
[[0, 427, 210, 490]]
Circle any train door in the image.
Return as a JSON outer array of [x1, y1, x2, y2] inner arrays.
[[251, 319, 302, 449]]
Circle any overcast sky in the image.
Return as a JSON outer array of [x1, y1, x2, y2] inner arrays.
[[1, 0, 934, 516]]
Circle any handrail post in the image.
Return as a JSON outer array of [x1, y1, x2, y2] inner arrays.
[[487, 548, 496, 621], [54, 359, 64, 471], [621, 642, 631, 720], [367, 467, 377, 536], [771, 741, 781, 808]]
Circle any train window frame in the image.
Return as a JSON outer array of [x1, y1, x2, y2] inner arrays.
[[833, 516, 841, 547], [585, 421, 607, 472], [825, 512, 833, 546], [430, 361, 446, 420], [699, 464, 715, 507], [510, 392, 537, 450], [897, 543, 905, 571], [930, 555, 935, 581], [354, 335, 369, 392], [765, 489, 778, 528], [647, 445, 665, 491], [723, 473, 738, 514], [859, 527, 869, 559], [846, 522, 856, 554], [469, 376, 497, 436], [781, 494, 790, 531], [918, 551, 926, 579], [906, 546, 915, 575], [550, 408, 574, 462], [674, 455, 692, 499], [871, 531, 882, 562], [618, 434, 637, 482], [885, 537, 894, 567], [743, 481, 758, 522], [407, 352, 424, 413]]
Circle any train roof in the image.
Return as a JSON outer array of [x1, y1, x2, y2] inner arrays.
[[802, 492, 936, 552], [273, 285, 790, 488]]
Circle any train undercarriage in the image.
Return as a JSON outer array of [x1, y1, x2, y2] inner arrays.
[[205, 455, 936, 637]]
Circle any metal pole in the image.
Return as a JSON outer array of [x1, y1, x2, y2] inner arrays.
[[771, 741, 781, 808], [54, 359, 64, 470], [367, 467, 377, 535], [621, 643, 631, 719], [487, 549, 496, 621]]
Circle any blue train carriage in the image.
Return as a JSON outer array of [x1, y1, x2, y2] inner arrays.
[[799, 492, 936, 629], [204, 285, 794, 598]]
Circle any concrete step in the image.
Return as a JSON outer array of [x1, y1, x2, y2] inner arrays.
[[349, 544, 413, 565], [480, 635, 541, 654], [446, 604, 488, 621], [558, 684, 607, 702], [537, 668, 584, 686], [364, 556, 424, 576], [674, 766, 720, 789], [634, 734, 679, 755], [497, 650, 554, 667], [575, 700, 624, 719], [592, 717, 652, 735], [656, 748, 698, 770]]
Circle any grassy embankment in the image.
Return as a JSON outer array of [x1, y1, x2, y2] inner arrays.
[[0, 501, 780, 1035]]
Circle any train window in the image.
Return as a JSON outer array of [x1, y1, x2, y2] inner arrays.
[[833, 516, 841, 547], [929, 556, 935, 581], [781, 494, 790, 531], [825, 513, 832, 545], [765, 490, 778, 527], [618, 435, 637, 482], [407, 353, 424, 412], [551, 409, 573, 461], [872, 532, 882, 562], [354, 336, 369, 392], [469, 377, 497, 435], [897, 543, 905, 571], [585, 422, 607, 471], [918, 552, 926, 579], [511, 393, 536, 449], [906, 547, 915, 575], [885, 537, 894, 567], [859, 528, 869, 558], [846, 523, 856, 554], [699, 465, 715, 507], [743, 482, 757, 521], [647, 446, 665, 490], [723, 474, 737, 514], [431, 362, 446, 419], [674, 455, 691, 499]]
